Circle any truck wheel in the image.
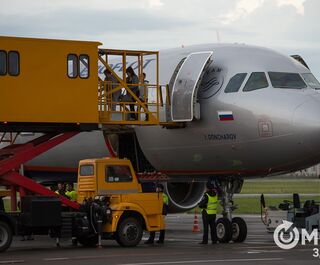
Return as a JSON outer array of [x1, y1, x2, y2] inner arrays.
[[216, 218, 232, 243], [77, 235, 98, 247], [232, 217, 247, 242], [116, 217, 143, 247], [0, 221, 13, 252]]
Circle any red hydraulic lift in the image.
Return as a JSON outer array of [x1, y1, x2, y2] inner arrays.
[[0, 132, 80, 210]]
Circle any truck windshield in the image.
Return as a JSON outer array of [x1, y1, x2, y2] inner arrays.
[[268, 72, 307, 89], [80, 164, 94, 176], [105, 165, 133, 182], [301, 73, 320, 89]]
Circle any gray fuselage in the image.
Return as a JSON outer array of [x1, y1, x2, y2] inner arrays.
[[135, 43, 320, 177]]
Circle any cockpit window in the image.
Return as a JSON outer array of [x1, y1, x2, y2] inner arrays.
[[224, 73, 247, 93], [301, 73, 320, 90], [268, 72, 307, 89], [243, 72, 268, 92]]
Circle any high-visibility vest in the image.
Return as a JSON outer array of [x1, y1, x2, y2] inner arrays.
[[205, 193, 218, 215], [65, 190, 77, 201], [163, 193, 169, 205]]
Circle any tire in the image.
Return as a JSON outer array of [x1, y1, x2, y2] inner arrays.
[[232, 217, 247, 242], [0, 221, 13, 252], [116, 217, 143, 247], [216, 218, 232, 243], [77, 235, 98, 247]]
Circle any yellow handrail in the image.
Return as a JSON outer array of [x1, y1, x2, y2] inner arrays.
[[98, 49, 161, 125]]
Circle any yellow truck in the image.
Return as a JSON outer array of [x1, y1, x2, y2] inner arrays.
[[76, 157, 165, 247], [0, 157, 165, 251]]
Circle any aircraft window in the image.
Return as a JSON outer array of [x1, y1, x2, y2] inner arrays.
[[79, 54, 89, 79], [301, 73, 320, 90], [80, 164, 94, 176], [224, 73, 247, 93], [8, 51, 19, 76], [67, 54, 78, 78], [268, 72, 307, 89], [0, 51, 7, 75], [105, 165, 133, 183], [243, 72, 268, 92]]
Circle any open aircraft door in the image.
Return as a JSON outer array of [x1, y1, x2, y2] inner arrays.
[[170, 51, 213, 122]]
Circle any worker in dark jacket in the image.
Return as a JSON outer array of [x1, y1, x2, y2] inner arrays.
[[55, 182, 67, 197], [198, 182, 218, 244], [145, 183, 169, 244]]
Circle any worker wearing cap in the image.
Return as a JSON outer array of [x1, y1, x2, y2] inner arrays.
[[198, 182, 218, 244], [145, 183, 169, 244]]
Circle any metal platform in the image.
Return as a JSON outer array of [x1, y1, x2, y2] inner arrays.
[[0, 36, 169, 131]]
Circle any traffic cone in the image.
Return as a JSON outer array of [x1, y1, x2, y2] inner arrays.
[[192, 209, 200, 233]]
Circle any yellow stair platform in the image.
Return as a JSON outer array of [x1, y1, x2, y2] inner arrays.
[[0, 36, 169, 132]]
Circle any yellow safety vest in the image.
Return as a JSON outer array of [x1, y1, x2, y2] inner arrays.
[[163, 193, 169, 205], [65, 190, 77, 201], [205, 193, 217, 215]]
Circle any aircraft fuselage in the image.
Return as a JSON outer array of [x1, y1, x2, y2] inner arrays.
[[135, 44, 320, 177]]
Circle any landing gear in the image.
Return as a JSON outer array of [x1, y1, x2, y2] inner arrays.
[[216, 218, 232, 243], [214, 176, 247, 243], [231, 217, 247, 242]]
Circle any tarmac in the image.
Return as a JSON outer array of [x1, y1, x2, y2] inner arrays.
[[0, 214, 319, 265]]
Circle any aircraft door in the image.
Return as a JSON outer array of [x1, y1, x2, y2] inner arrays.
[[171, 51, 213, 122]]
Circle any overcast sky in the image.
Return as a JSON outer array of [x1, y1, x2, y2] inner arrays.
[[1, 0, 319, 78]]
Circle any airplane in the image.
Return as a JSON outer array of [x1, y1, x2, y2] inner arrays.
[[7, 43, 320, 243]]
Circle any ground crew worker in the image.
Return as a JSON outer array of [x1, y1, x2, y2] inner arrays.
[[104, 68, 120, 111], [55, 182, 66, 197], [145, 183, 169, 244], [126, 67, 140, 120], [198, 181, 218, 244], [65, 183, 77, 201], [139, 72, 149, 121]]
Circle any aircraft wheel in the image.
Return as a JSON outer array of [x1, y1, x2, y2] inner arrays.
[[216, 218, 232, 243], [116, 217, 143, 247], [232, 217, 247, 242], [0, 221, 13, 252]]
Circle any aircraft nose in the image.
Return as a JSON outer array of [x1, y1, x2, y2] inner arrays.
[[292, 98, 320, 151]]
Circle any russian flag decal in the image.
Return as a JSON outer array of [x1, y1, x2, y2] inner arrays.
[[218, 111, 234, 121]]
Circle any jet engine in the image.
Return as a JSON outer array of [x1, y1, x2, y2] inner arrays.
[[165, 181, 206, 213]]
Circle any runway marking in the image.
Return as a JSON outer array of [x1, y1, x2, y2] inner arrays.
[[242, 243, 316, 248], [41, 252, 188, 262], [241, 244, 279, 247], [248, 235, 272, 236], [0, 260, 24, 264], [118, 258, 283, 265], [246, 250, 284, 253], [44, 258, 69, 261], [244, 242, 274, 245]]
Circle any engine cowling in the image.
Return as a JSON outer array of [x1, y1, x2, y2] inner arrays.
[[165, 181, 206, 213]]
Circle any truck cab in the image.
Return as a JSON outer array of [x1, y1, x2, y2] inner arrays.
[[77, 157, 165, 246]]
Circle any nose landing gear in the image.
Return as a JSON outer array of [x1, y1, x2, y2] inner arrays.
[[214, 176, 247, 243]]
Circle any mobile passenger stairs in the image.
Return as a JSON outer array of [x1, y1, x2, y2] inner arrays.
[[0, 36, 213, 212]]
